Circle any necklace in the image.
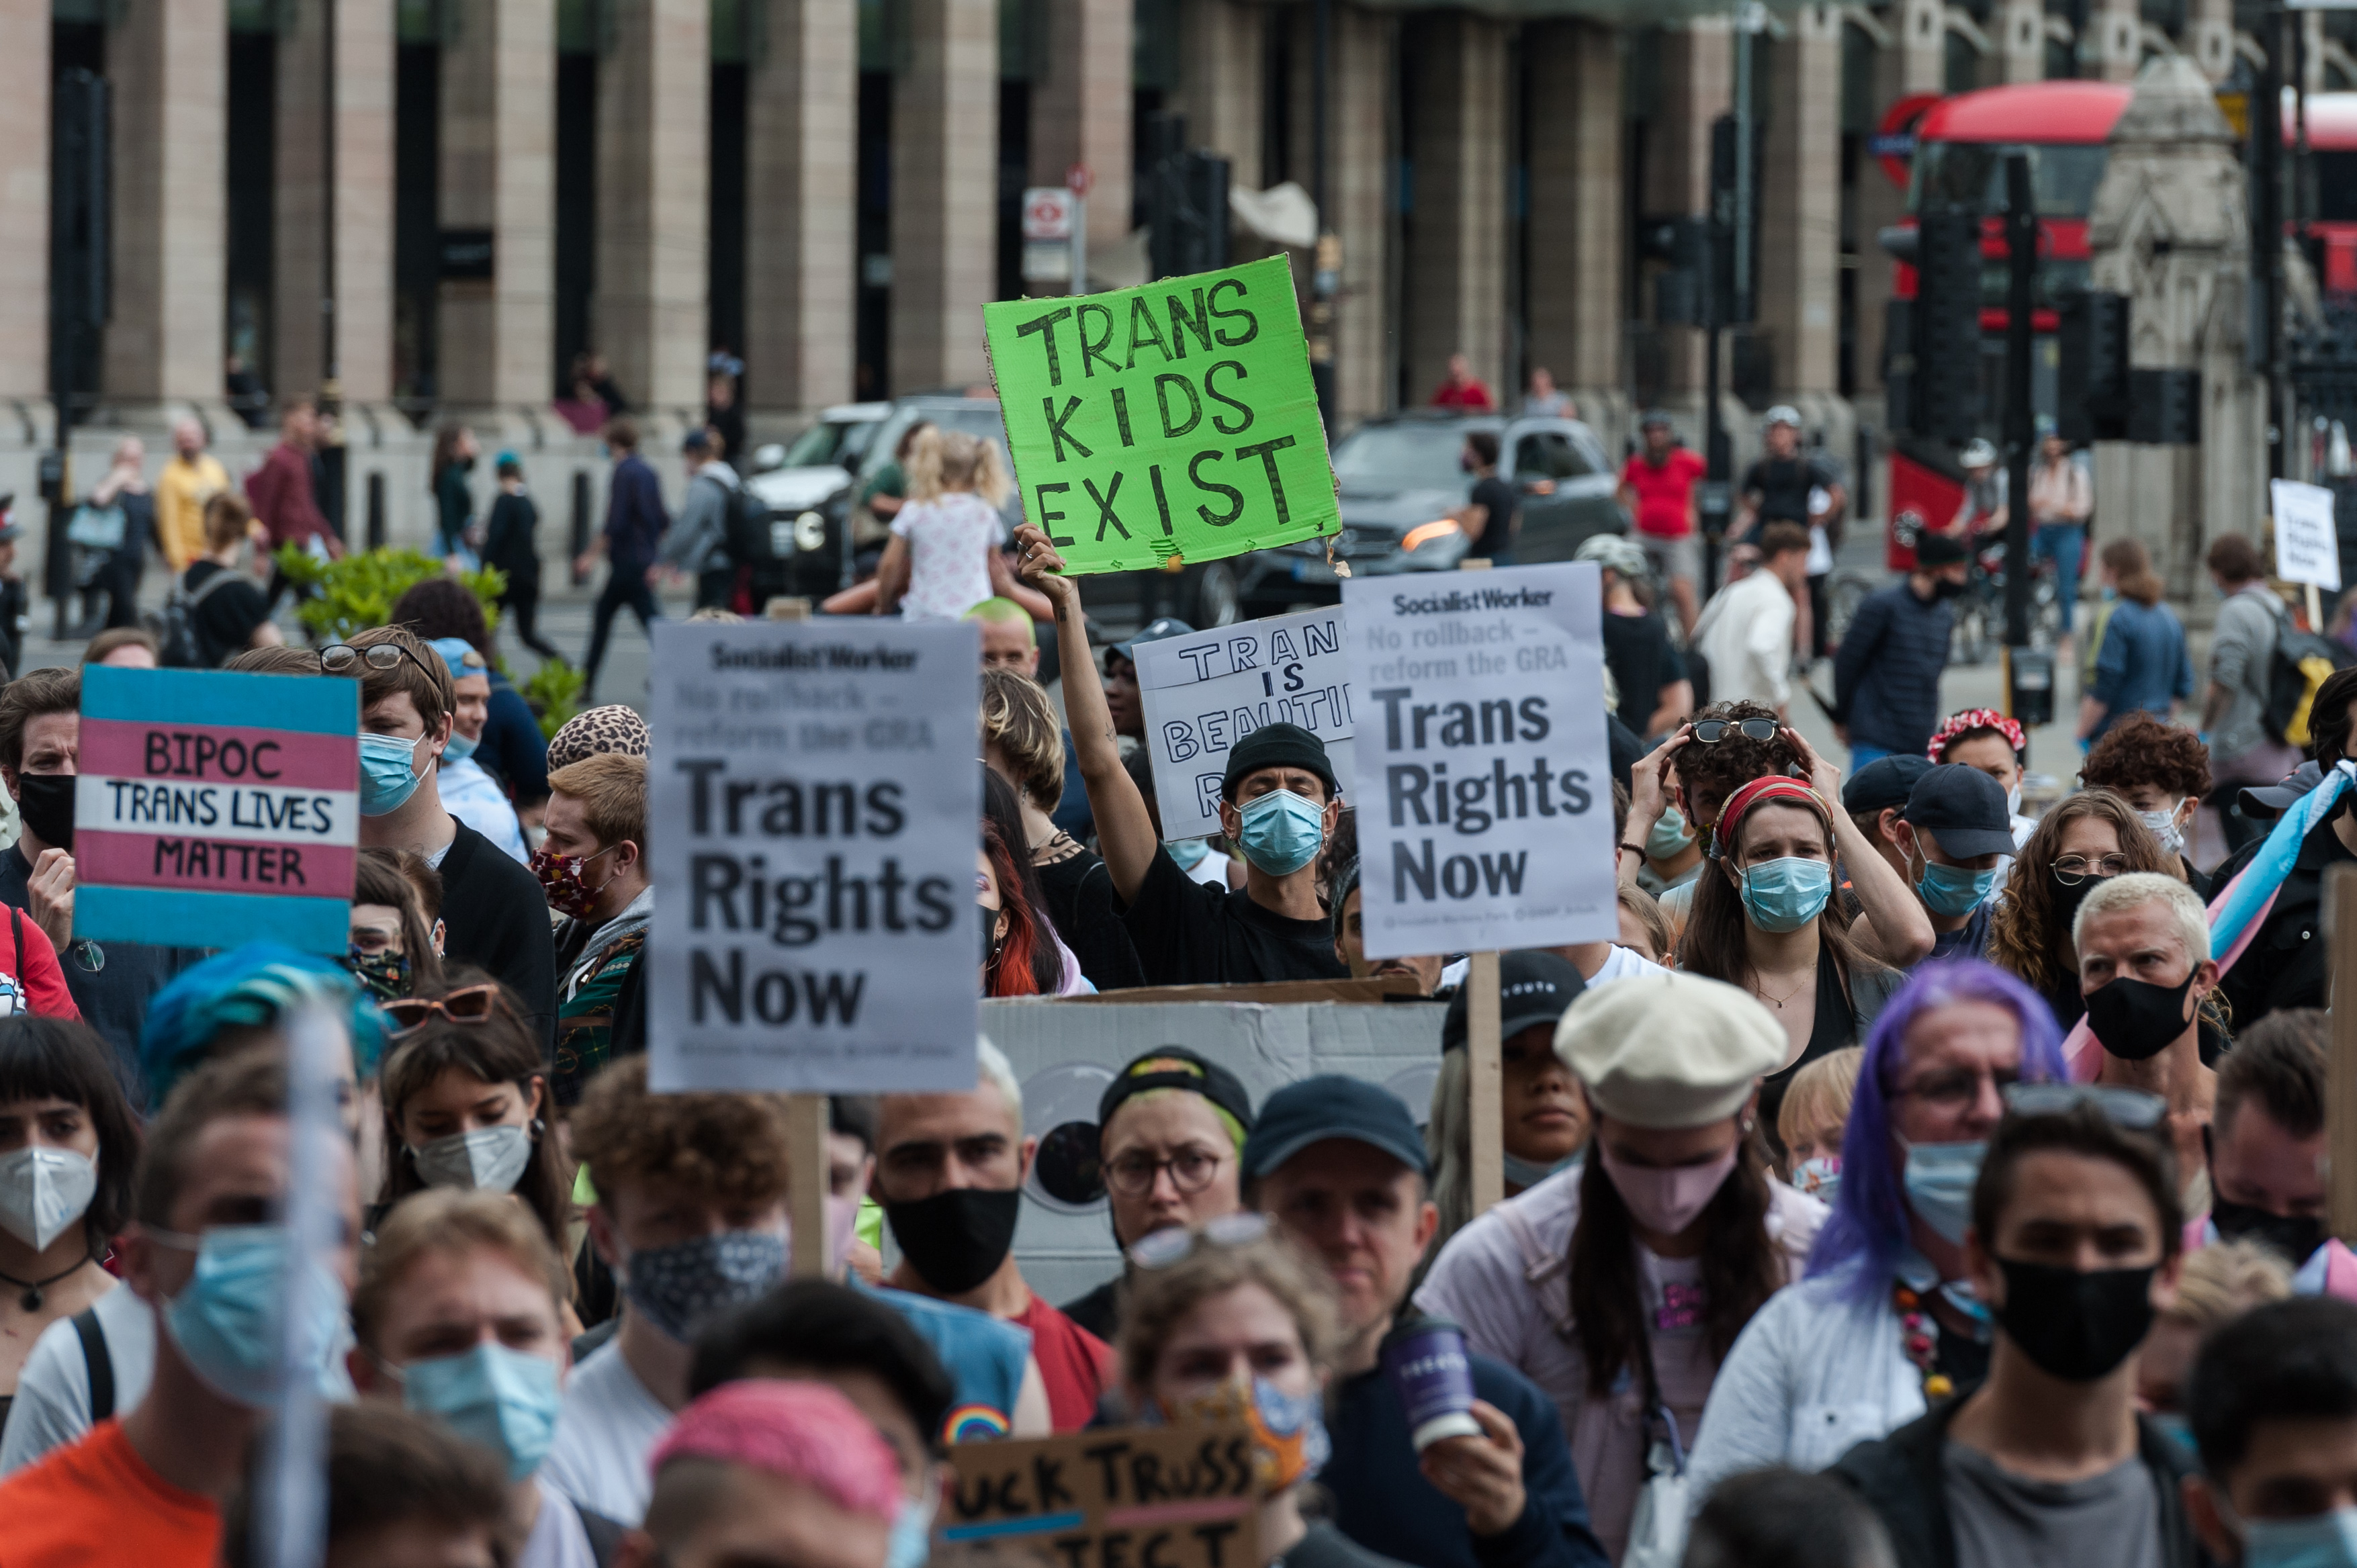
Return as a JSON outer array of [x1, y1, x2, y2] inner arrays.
[[1892, 1281, 1954, 1400], [0, 1252, 93, 1312], [1756, 971, 1810, 1009]]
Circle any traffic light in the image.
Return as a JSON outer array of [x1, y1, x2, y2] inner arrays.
[[1142, 113, 1231, 282], [1642, 216, 1714, 327], [1912, 207, 1982, 444], [2056, 289, 2129, 443], [1709, 116, 1765, 326]]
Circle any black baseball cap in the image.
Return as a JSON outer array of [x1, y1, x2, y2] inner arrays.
[[1913, 531, 1971, 569], [1243, 1074, 1429, 1182], [1441, 950, 1584, 1053], [1108, 616, 1196, 666], [682, 428, 713, 453], [1843, 753, 1934, 815], [2240, 759, 2323, 817], [1904, 764, 2017, 858], [1098, 1047, 1256, 1142]]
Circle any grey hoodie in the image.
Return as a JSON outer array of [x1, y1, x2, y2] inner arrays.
[[661, 458, 741, 575]]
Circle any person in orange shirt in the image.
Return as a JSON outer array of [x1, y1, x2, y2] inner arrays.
[[0, 1048, 361, 1567]]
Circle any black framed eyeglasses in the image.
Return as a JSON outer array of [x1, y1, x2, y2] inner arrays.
[[2003, 1082, 2167, 1131], [1690, 718, 1780, 745], [2051, 855, 2132, 886], [1104, 1147, 1227, 1199], [320, 641, 442, 686]]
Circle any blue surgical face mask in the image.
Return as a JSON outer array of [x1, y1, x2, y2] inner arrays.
[[160, 1224, 354, 1408], [1502, 1151, 1578, 1190], [1914, 857, 1996, 919], [2148, 1412, 2198, 1469], [1791, 1155, 1841, 1203], [2238, 1505, 2357, 1568], [399, 1341, 563, 1481], [1899, 1138, 1986, 1245], [359, 732, 428, 817], [888, 1483, 938, 1568], [1647, 803, 1695, 862], [1737, 857, 1833, 933], [1166, 837, 1212, 872], [442, 731, 480, 765], [1235, 789, 1325, 876]]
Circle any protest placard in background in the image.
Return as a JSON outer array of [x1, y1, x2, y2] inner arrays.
[[646, 620, 981, 1093], [2273, 478, 2342, 591], [1134, 605, 1353, 840], [944, 1422, 1260, 1568], [984, 255, 1340, 574], [1341, 563, 1617, 958], [74, 666, 358, 953]]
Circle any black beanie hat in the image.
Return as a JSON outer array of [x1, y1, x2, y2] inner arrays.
[[1222, 721, 1338, 800]]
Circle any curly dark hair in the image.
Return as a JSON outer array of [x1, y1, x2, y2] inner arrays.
[[1673, 700, 1802, 827], [570, 1056, 795, 1208], [1986, 790, 2174, 1001], [2080, 712, 2213, 802]]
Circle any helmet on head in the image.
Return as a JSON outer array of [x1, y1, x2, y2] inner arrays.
[[1639, 409, 1674, 431], [1959, 439, 1998, 469], [1576, 533, 1652, 582], [1763, 405, 1802, 432]]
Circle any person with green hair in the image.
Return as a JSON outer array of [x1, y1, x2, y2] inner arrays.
[[137, 940, 387, 1119], [1059, 1047, 1256, 1342]]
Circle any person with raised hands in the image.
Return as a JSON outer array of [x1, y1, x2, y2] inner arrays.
[[1014, 524, 1346, 984], [1683, 959, 2067, 1506]]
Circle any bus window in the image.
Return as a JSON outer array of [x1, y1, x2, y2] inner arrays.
[[1909, 142, 2109, 218]]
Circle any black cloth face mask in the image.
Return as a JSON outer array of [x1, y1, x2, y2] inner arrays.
[[15, 773, 74, 852], [2047, 870, 2111, 935], [2209, 1197, 2325, 1266], [1994, 1255, 2158, 1382], [2082, 972, 2195, 1062], [885, 1187, 1022, 1296]]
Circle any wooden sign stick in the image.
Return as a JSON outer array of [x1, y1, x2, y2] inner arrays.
[[786, 1094, 833, 1278], [1468, 950, 1503, 1216], [2329, 866, 2357, 1244]]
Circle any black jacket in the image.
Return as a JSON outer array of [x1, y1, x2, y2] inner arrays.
[[1830, 1396, 2205, 1568], [1833, 579, 1955, 756], [2217, 805, 2353, 1032], [438, 819, 559, 1056]]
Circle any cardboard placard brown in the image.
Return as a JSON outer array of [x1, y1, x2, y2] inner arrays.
[[944, 1423, 1261, 1568], [1054, 975, 1428, 1006]]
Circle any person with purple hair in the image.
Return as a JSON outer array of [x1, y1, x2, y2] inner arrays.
[[1679, 958, 2066, 1515]]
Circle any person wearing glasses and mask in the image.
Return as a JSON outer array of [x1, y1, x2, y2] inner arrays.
[[2074, 874, 2221, 1198], [1619, 700, 1804, 939], [1987, 791, 2175, 1033], [1831, 1087, 2196, 1568], [1683, 960, 2065, 1506], [1060, 1049, 1255, 1344], [302, 626, 557, 1053]]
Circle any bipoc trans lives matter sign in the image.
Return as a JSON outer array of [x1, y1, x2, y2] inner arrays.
[[1341, 563, 1616, 958], [646, 620, 981, 1093]]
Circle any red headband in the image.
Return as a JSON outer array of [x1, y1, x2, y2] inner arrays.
[[1927, 708, 2025, 764], [1709, 776, 1830, 860]]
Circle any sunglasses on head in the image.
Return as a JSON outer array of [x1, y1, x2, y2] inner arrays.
[[1126, 1211, 1270, 1271], [320, 641, 443, 685], [383, 982, 506, 1037], [1689, 718, 1781, 745], [2002, 1082, 2167, 1131]]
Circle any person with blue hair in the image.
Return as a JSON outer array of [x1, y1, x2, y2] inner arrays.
[[423, 637, 527, 863], [138, 941, 388, 1117], [1681, 958, 2067, 1511]]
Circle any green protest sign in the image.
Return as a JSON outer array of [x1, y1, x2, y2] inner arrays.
[[984, 256, 1341, 574]]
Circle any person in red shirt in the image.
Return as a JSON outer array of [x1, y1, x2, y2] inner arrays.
[[1428, 352, 1495, 412], [243, 397, 344, 612], [874, 1039, 1112, 1431], [1615, 411, 1705, 637], [0, 1049, 362, 1568]]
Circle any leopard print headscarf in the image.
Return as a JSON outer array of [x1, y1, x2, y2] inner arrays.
[[547, 704, 649, 771]]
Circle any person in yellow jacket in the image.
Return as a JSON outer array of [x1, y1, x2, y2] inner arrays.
[[152, 417, 228, 571]]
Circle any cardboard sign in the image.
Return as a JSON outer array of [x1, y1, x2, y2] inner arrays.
[[944, 1424, 1260, 1568], [1133, 606, 1353, 841], [1341, 563, 1617, 958], [645, 620, 982, 1093], [984, 256, 1340, 574], [73, 667, 358, 953], [2274, 479, 2342, 591]]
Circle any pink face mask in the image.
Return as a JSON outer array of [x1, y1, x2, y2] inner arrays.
[[1597, 1144, 1740, 1237]]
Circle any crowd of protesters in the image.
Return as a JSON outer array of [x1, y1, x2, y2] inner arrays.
[[0, 435, 2348, 1568]]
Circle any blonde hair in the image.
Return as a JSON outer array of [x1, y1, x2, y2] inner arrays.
[[2073, 870, 2211, 963], [1777, 1045, 1863, 1156], [1616, 886, 1674, 964], [1116, 1236, 1339, 1398], [546, 753, 648, 851], [906, 428, 1014, 508], [2161, 1240, 2292, 1330], [981, 667, 1065, 811], [351, 1188, 570, 1354]]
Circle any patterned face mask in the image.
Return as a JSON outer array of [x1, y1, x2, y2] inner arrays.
[[530, 843, 619, 921], [342, 947, 411, 1003], [1147, 1374, 1331, 1494], [618, 1230, 788, 1342]]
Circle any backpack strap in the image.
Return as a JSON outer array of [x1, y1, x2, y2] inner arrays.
[[72, 1305, 113, 1422]]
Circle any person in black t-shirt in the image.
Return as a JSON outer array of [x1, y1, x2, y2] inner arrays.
[[1732, 408, 1844, 541], [1013, 524, 1349, 987], [1460, 431, 1521, 564], [181, 493, 282, 667], [1576, 535, 1689, 740]]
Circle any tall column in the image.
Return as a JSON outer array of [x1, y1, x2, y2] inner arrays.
[[1849, 0, 1941, 403], [1032, 0, 1132, 257], [1405, 13, 1508, 405], [2089, 0, 2141, 81], [439, 0, 555, 409], [1332, 5, 1394, 423], [1999, 0, 2045, 81], [1171, 0, 1261, 175], [595, 0, 708, 413], [2188, 0, 2233, 80], [0, 8, 46, 401], [891, 0, 997, 390], [746, 0, 857, 415], [1646, 20, 1732, 394], [276, 0, 397, 406], [105, 0, 228, 405], [1525, 23, 1622, 397], [1759, 4, 1840, 398]]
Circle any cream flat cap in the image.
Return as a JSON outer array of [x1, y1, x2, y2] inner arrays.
[[1554, 971, 1788, 1129]]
